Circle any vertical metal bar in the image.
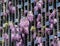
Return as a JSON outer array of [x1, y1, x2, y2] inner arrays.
[[15, 0, 16, 19], [2, 29, 4, 46], [48, 1, 50, 46], [32, 0, 35, 46], [8, 0, 13, 46], [8, 1, 10, 46], [41, 0, 43, 46], [56, 0, 59, 32], [18, 0, 19, 23], [3, 1, 5, 46], [45, 0, 46, 46]]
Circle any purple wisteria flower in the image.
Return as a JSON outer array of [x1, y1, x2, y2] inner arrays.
[[27, 11, 34, 22], [36, 36, 42, 44], [49, 19, 54, 24], [11, 6, 16, 14], [23, 27, 29, 34], [2, 12, 7, 16], [16, 39, 23, 46], [51, 9, 56, 17], [33, 32, 36, 39], [37, 22, 42, 28], [34, 6, 38, 11], [50, 24, 54, 29], [57, 38, 60, 46], [54, 18, 57, 24], [11, 28, 15, 33], [45, 28, 50, 34], [20, 18, 29, 28], [37, 14, 41, 22], [2, 33, 9, 40], [8, 1, 12, 6], [11, 33, 16, 41], [15, 34, 21, 41], [38, 43, 43, 46], [24, 10, 28, 15], [22, 33, 25, 38], [36, 0, 43, 9]]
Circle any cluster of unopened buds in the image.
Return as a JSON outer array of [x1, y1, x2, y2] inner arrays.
[[1, 0, 16, 16]]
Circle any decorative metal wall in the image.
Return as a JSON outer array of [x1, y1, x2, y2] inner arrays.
[[0, 0, 60, 46]]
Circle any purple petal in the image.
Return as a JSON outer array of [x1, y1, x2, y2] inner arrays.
[[11, 33, 16, 41], [37, 22, 41, 28], [24, 27, 29, 34], [2, 33, 9, 40], [36, 36, 42, 43], [24, 10, 28, 15], [16, 34, 21, 41], [11, 6, 16, 14], [27, 11, 34, 22], [34, 6, 38, 11], [54, 18, 57, 24], [50, 24, 54, 29]]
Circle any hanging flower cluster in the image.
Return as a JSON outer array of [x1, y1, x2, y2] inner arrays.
[[0, 0, 59, 46], [1, 1, 16, 16]]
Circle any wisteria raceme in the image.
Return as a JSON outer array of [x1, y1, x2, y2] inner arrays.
[[33, 32, 36, 39], [2, 12, 7, 16], [57, 38, 60, 46], [50, 24, 54, 29], [38, 43, 43, 46], [11, 33, 16, 41], [16, 27, 20, 32], [37, 21, 42, 28], [20, 18, 29, 28], [34, 6, 38, 11], [45, 28, 50, 34], [19, 27, 23, 33], [54, 18, 57, 24], [23, 18, 29, 27], [23, 27, 29, 34], [36, 2, 42, 9], [9, 24, 14, 30], [6, 9, 9, 15], [51, 9, 56, 17], [1, 0, 7, 3], [11, 28, 15, 33], [27, 11, 34, 22], [36, 0, 43, 9], [49, 19, 54, 24], [2, 33, 9, 40], [15, 33, 21, 41], [24, 10, 28, 15], [37, 14, 41, 22], [16, 41, 23, 46], [8, 1, 16, 14], [11, 6, 16, 14], [8, 2, 13, 11], [8, 1, 12, 6], [36, 36, 42, 44], [22, 33, 25, 38], [20, 18, 25, 27], [16, 39, 24, 46]]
